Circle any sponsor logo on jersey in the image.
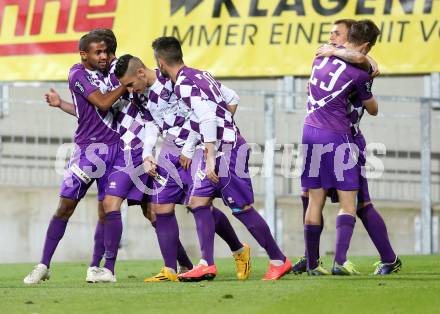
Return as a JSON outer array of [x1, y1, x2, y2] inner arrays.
[[75, 81, 85, 93]]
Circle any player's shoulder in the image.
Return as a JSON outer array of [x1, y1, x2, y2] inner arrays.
[[178, 66, 202, 85], [68, 63, 86, 81], [353, 66, 371, 83]]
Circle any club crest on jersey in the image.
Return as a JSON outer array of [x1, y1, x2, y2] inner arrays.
[[75, 81, 84, 93], [160, 89, 172, 101]]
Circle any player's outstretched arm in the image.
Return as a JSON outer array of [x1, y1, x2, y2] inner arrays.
[[87, 85, 127, 111], [362, 97, 378, 116], [45, 88, 76, 116]]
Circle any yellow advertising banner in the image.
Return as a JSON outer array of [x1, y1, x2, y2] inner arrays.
[[0, 0, 439, 80]]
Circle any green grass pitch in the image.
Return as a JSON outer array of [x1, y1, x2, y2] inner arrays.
[[1, 255, 440, 314]]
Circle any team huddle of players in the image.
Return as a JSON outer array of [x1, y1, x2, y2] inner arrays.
[[23, 18, 401, 285]]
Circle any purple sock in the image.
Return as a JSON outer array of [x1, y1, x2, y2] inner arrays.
[[176, 240, 193, 269], [304, 224, 322, 270], [192, 206, 215, 265], [152, 220, 192, 269], [212, 207, 243, 252], [334, 214, 356, 265], [103, 211, 122, 274], [302, 196, 324, 258], [233, 207, 285, 261], [40, 217, 68, 267], [90, 222, 105, 267], [357, 203, 396, 263], [155, 212, 179, 271]]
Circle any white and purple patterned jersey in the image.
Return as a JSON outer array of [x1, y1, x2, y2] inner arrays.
[[133, 70, 201, 158], [68, 63, 118, 146], [105, 58, 146, 151], [174, 66, 239, 148]]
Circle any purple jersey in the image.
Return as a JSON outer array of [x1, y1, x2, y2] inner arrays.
[[348, 93, 365, 136], [305, 56, 373, 134], [68, 63, 119, 146], [174, 66, 239, 147]]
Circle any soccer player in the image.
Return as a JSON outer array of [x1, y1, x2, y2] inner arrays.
[[23, 32, 127, 284], [45, 30, 195, 282], [114, 54, 251, 282], [293, 19, 401, 275], [301, 19, 381, 275], [150, 36, 291, 281]]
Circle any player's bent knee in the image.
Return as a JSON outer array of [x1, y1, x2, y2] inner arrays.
[[152, 203, 174, 214], [188, 197, 211, 209], [102, 195, 122, 213], [141, 202, 153, 221], [97, 202, 105, 222], [55, 198, 77, 220]]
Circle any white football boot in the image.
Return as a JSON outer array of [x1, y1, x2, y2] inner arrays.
[[23, 264, 50, 285], [93, 267, 117, 283], [86, 266, 103, 283]]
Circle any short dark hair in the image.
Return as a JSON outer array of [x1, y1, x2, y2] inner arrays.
[[151, 36, 183, 65], [115, 54, 134, 79], [334, 19, 356, 30], [348, 19, 381, 47], [89, 28, 117, 55], [78, 33, 104, 52]]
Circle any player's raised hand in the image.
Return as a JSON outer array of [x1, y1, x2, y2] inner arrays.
[[143, 156, 158, 177], [316, 44, 336, 58], [179, 155, 192, 170], [45, 88, 62, 108], [368, 56, 380, 78]]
